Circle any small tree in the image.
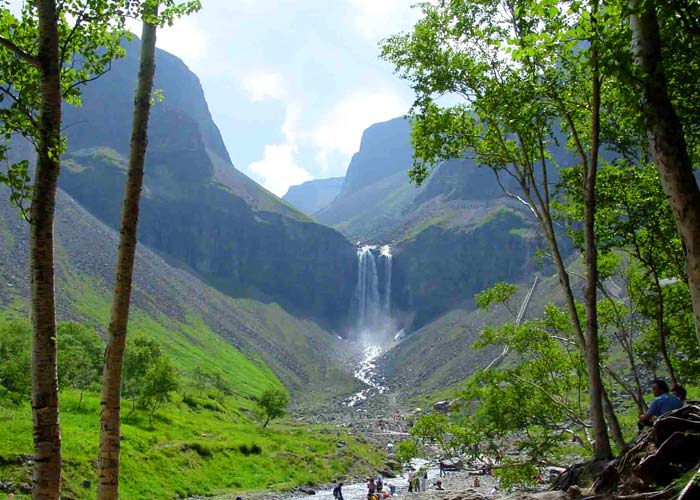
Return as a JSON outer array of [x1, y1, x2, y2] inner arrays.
[[139, 358, 178, 423], [122, 336, 161, 411], [57, 322, 104, 408], [256, 388, 289, 429]]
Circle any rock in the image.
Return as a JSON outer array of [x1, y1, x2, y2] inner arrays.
[[19, 482, 31, 493], [380, 468, 396, 479], [299, 486, 316, 495], [440, 458, 465, 471], [566, 486, 581, 500]]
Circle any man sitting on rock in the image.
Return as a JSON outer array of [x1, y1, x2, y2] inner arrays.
[[638, 379, 683, 429]]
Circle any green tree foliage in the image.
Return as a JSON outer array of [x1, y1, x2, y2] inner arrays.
[[255, 388, 289, 429], [139, 358, 178, 423], [0, 321, 31, 398], [557, 162, 700, 385], [57, 322, 104, 407], [394, 439, 420, 466], [122, 336, 161, 409], [460, 306, 592, 465], [411, 412, 478, 459], [474, 282, 518, 315]]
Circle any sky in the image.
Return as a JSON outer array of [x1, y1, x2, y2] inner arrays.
[[140, 0, 420, 196]]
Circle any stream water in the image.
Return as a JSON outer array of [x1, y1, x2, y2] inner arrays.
[[346, 344, 387, 407], [285, 459, 440, 500]]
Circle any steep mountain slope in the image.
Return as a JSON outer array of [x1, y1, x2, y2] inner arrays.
[[52, 38, 356, 332], [381, 273, 566, 396], [0, 189, 356, 396], [282, 177, 344, 215]]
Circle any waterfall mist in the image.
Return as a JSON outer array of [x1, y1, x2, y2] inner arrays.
[[351, 244, 396, 344]]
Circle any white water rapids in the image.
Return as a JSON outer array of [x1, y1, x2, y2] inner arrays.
[[346, 344, 387, 407], [285, 459, 439, 500]]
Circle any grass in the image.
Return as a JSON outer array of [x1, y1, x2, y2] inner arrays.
[[0, 390, 385, 499], [57, 267, 283, 399]]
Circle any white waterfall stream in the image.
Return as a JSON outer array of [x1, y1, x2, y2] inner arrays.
[[348, 244, 395, 406]]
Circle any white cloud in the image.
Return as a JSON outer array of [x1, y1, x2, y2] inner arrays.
[[346, 0, 420, 42], [312, 89, 410, 171], [241, 71, 286, 102], [247, 143, 312, 197]]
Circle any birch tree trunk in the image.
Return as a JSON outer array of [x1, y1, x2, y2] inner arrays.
[[31, 0, 62, 497], [97, 8, 158, 498]]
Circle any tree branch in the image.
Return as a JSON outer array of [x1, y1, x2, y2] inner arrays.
[[0, 36, 40, 69]]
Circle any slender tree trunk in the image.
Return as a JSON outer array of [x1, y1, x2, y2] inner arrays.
[[602, 390, 625, 450], [31, 1, 62, 497], [97, 12, 158, 499], [629, 0, 700, 350], [583, 24, 612, 460]]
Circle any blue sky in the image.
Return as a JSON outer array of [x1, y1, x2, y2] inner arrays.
[[145, 0, 419, 196]]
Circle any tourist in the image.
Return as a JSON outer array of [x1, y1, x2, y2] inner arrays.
[[376, 475, 384, 493], [672, 385, 688, 404], [474, 477, 481, 487], [387, 482, 397, 495], [638, 379, 683, 429], [333, 481, 344, 500], [420, 470, 427, 491], [435, 480, 445, 490], [368, 477, 377, 495], [407, 470, 415, 492]]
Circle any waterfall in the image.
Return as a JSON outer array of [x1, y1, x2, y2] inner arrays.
[[380, 245, 392, 316], [354, 244, 393, 339]]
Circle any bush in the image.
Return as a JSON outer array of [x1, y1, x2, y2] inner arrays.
[[0, 321, 31, 397], [238, 443, 262, 455], [182, 442, 213, 458]]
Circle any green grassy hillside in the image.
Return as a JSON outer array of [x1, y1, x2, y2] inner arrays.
[[0, 186, 375, 498], [0, 387, 383, 499]]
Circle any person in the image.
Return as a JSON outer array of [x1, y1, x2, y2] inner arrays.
[[420, 470, 427, 491], [473, 477, 481, 487], [435, 480, 445, 490], [672, 384, 688, 404], [638, 379, 683, 429], [439, 461, 446, 477], [388, 482, 397, 495], [368, 478, 377, 495], [407, 470, 415, 492], [333, 482, 344, 500], [376, 474, 383, 492]]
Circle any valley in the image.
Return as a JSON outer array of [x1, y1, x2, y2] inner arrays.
[[2, 3, 699, 499]]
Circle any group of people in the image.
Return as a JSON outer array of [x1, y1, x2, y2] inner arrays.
[[638, 379, 686, 430], [365, 475, 397, 499]]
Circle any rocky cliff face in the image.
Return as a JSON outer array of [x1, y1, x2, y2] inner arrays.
[[312, 116, 544, 331], [283, 177, 344, 215], [339, 117, 412, 196], [56, 38, 356, 331]]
